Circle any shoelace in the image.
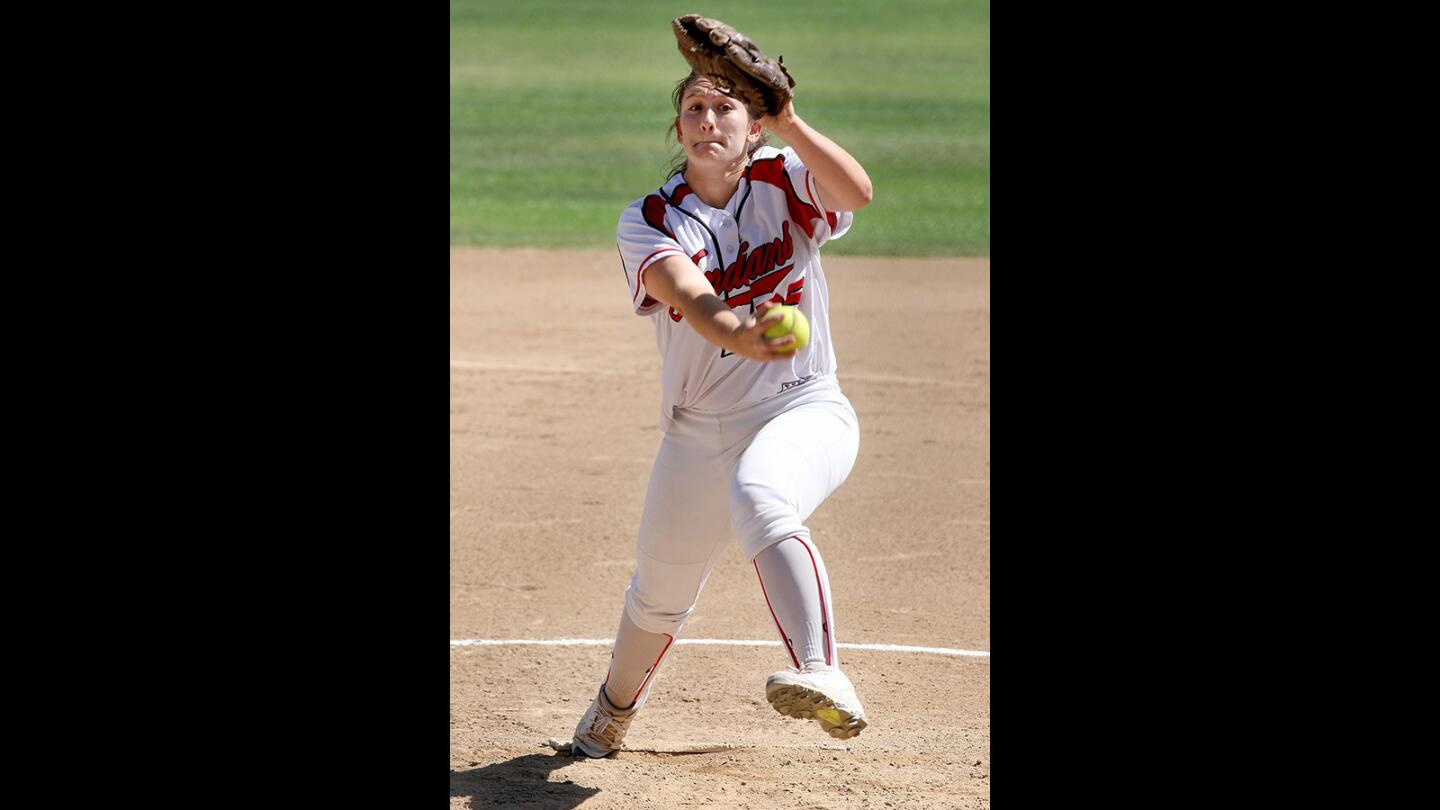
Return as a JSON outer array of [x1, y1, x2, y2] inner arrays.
[[586, 710, 628, 747]]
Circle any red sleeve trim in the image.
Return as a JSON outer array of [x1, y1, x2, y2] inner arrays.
[[805, 171, 822, 214], [638, 247, 683, 272], [634, 248, 684, 303], [804, 171, 844, 234]]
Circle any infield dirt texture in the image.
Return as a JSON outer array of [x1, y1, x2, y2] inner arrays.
[[451, 1, 989, 807]]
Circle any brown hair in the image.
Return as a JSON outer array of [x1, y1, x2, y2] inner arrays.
[[664, 72, 771, 180]]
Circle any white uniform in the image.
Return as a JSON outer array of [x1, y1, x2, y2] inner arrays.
[[614, 145, 861, 642], [619, 145, 851, 426]]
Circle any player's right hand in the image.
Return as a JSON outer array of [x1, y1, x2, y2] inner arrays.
[[730, 299, 797, 362]]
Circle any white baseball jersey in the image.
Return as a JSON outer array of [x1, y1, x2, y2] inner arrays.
[[617, 145, 854, 426]]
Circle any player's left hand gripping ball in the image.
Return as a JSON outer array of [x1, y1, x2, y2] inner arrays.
[[764, 305, 810, 353]]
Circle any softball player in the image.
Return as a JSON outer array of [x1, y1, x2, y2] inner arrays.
[[572, 71, 874, 757]]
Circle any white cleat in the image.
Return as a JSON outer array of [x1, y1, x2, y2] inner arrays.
[[572, 685, 641, 758], [766, 665, 869, 740]]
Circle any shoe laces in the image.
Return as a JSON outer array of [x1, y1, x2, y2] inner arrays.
[[583, 699, 633, 748]]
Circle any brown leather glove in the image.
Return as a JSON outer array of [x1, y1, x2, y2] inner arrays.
[[673, 14, 796, 117]]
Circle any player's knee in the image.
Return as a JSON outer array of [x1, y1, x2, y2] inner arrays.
[[624, 576, 696, 636], [731, 474, 783, 519], [730, 477, 803, 557]]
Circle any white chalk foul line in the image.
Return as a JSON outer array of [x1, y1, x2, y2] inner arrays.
[[450, 638, 988, 658]]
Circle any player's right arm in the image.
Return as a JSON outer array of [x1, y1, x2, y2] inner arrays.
[[643, 255, 795, 362]]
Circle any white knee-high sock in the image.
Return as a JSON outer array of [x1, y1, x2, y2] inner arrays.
[[602, 611, 674, 709], [753, 535, 838, 670]]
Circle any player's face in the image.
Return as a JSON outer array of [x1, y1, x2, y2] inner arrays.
[[675, 79, 762, 167]]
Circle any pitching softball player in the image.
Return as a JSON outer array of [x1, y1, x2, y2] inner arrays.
[[570, 69, 874, 758]]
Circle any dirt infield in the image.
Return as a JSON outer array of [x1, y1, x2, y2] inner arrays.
[[451, 248, 990, 809]]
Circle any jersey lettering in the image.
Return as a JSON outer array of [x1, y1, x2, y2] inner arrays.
[[617, 146, 851, 416], [707, 221, 793, 296]]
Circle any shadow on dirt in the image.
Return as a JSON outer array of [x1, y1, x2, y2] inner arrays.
[[450, 752, 599, 809]]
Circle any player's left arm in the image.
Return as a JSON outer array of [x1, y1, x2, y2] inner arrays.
[[762, 101, 873, 212]]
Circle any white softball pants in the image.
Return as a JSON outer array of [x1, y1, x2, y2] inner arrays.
[[622, 377, 860, 640]]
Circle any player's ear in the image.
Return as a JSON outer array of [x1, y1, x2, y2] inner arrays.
[[675, 118, 683, 143], [748, 118, 763, 143]]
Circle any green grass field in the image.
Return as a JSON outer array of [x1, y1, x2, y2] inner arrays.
[[450, 0, 988, 256]]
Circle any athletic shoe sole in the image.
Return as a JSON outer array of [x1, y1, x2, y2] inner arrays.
[[765, 681, 868, 740]]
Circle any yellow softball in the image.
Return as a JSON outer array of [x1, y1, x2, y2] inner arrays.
[[762, 305, 810, 353]]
